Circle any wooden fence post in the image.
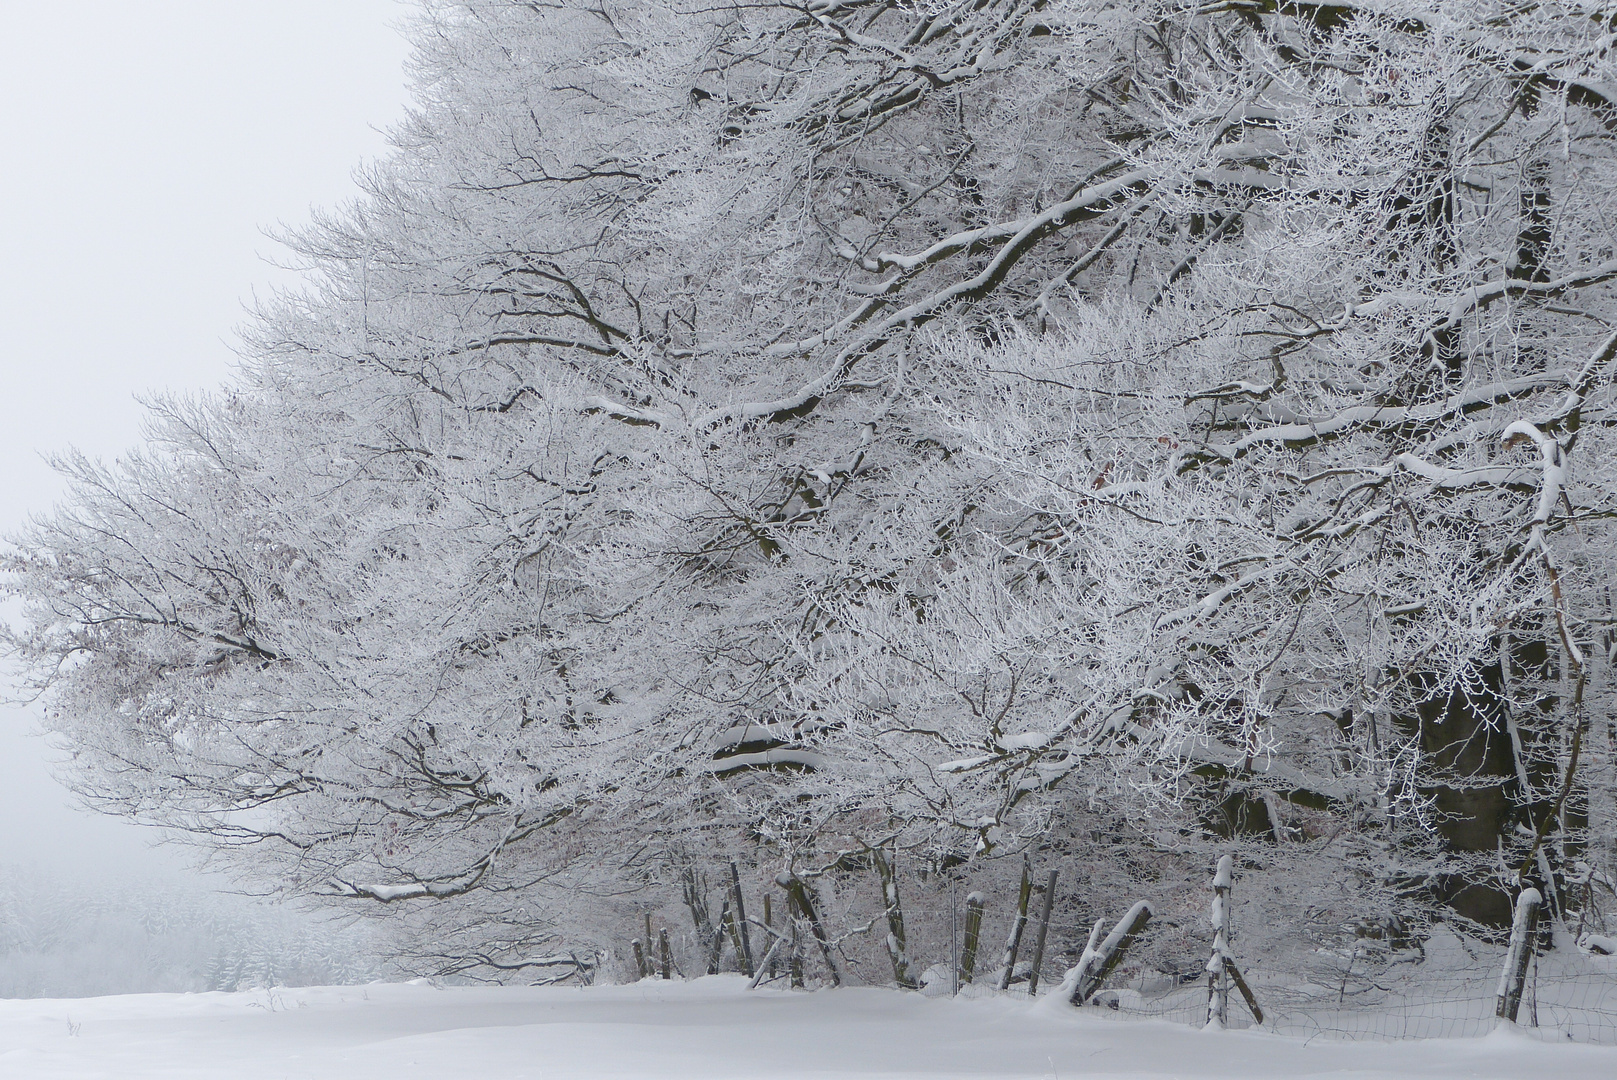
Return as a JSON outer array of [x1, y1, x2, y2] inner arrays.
[[763, 894, 779, 978], [1207, 855, 1232, 1029], [681, 865, 713, 946], [871, 846, 917, 989], [632, 939, 649, 980], [960, 892, 986, 984], [998, 860, 1034, 990], [658, 927, 673, 980], [949, 895, 960, 997], [1026, 869, 1059, 996], [724, 900, 753, 977], [1496, 887, 1542, 1023], [789, 913, 805, 988], [707, 900, 730, 974], [1204, 855, 1263, 1026], [729, 862, 756, 977]]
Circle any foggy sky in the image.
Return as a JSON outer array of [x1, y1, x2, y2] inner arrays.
[[1, 1, 412, 879]]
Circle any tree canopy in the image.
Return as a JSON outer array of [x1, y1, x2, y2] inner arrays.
[[7, 0, 1617, 979]]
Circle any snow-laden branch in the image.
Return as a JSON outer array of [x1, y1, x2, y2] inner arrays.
[[1347, 260, 1617, 327], [1392, 453, 1534, 490], [692, 171, 1153, 430], [1501, 421, 1567, 526], [1499, 420, 1586, 671], [1189, 372, 1579, 462]]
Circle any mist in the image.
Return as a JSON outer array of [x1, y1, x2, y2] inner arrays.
[[1, 0, 411, 994]]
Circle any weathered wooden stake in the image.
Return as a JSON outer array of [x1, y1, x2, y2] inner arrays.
[[1026, 869, 1059, 996], [949, 895, 960, 997], [658, 926, 672, 980], [789, 917, 805, 988], [1496, 887, 1542, 1022], [729, 862, 756, 977], [959, 892, 986, 984], [871, 846, 917, 988], [764, 894, 779, 978], [681, 865, 713, 943], [707, 900, 730, 974], [998, 860, 1034, 990], [644, 913, 654, 965], [725, 897, 753, 977], [632, 939, 648, 980]]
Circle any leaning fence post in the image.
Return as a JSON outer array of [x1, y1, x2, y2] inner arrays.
[[1495, 887, 1542, 1023], [1221, 956, 1263, 1025], [1207, 855, 1233, 1029], [1069, 902, 1152, 1005], [960, 892, 986, 984], [998, 859, 1034, 990], [777, 872, 841, 987], [748, 936, 784, 990], [1026, 869, 1059, 996]]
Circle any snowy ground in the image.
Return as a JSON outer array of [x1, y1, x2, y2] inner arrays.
[[2, 976, 1611, 1079]]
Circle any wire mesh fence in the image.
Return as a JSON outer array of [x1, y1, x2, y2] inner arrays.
[[1077, 951, 1617, 1044], [629, 866, 1617, 1046], [804, 900, 1617, 1045], [1080, 963, 1617, 1047], [893, 904, 1617, 1045]]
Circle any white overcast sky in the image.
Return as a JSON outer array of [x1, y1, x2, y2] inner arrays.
[[0, 1, 413, 877]]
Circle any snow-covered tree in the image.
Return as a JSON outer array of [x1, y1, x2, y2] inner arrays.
[[7, 0, 1617, 980], [783, 0, 1617, 935]]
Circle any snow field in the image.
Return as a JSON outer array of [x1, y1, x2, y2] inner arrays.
[[2, 975, 1612, 1079]]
